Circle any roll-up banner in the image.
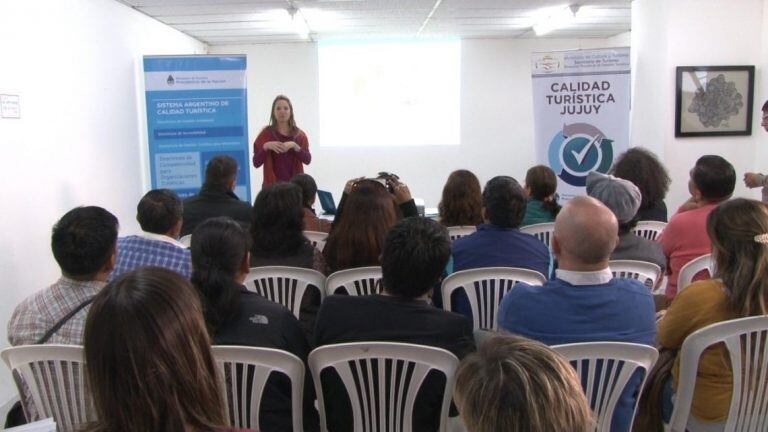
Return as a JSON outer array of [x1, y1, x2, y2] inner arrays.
[[531, 48, 630, 200], [143, 55, 251, 202]]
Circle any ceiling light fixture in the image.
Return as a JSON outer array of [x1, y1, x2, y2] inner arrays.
[[533, 4, 582, 36], [287, 6, 311, 39]]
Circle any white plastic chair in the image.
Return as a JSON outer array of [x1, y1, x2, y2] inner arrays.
[[552, 342, 659, 432], [668, 316, 768, 432], [212, 346, 305, 432], [631, 221, 667, 241], [609, 260, 662, 289], [520, 222, 556, 248], [0, 345, 94, 432], [325, 266, 382, 296], [676, 254, 713, 295], [244, 266, 325, 320], [303, 231, 329, 252], [309, 342, 459, 432], [179, 234, 192, 247], [441, 267, 546, 331], [446, 226, 476, 241]]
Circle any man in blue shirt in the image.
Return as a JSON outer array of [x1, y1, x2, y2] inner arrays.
[[111, 189, 191, 280], [443, 176, 551, 317], [498, 196, 656, 432]]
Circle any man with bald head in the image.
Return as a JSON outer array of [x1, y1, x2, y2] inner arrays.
[[498, 196, 656, 432]]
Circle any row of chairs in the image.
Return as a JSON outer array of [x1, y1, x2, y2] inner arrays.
[[448, 220, 668, 246], [5, 315, 767, 432], [246, 261, 662, 333], [181, 220, 667, 252]]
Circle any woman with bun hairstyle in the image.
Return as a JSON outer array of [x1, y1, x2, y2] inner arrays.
[[253, 95, 311, 188], [521, 165, 561, 226]]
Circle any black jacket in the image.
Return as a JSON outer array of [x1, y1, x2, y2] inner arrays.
[[181, 185, 252, 236]]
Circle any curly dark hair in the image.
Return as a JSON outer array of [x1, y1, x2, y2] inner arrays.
[[610, 148, 670, 211], [438, 169, 483, 226]]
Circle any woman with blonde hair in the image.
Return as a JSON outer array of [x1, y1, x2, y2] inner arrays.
[[253, 95, 311, 188], [658, 198, 768, 427], [438, 169, 483, 227], [455, 334, 593, 432], [82, 267, 253, 432]]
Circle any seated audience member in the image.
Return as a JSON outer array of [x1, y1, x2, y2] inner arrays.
[[333, 174, 418, 228], [455, 334, 593, 432], [610, 147, 671, 222], [82, 267, 252, 432], [498, 196, 656, 432], [314, 217, 476, 432], [191, 217, 318, 432], [438, 169, 483, 227], [7, 206, 118, 421], [323, 179, 401, 272], [447, 176, 551, 315], [586, 171, 666, 276], [521, 165, 561, 226], [250, 183, 326, 272], [743, 100, 768, 202], [290, 173, 331, 233], [657, 198, 768, 428], [111, 189, 191, 279], [181, 155, 252, 236], [251, 183, 325, 337], [658, 155, 735, 300]]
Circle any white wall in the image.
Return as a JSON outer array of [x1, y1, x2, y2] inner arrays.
[[0, 0, 205, 403], [632, 0, 767, 210], [212, 36, 629, 207]]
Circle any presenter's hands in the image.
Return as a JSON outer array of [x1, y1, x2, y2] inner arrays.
[[389, 179, 412, 205], [284, 141, 301, 152], [264, 141, 287, 153], [744, 172, 764, 188]]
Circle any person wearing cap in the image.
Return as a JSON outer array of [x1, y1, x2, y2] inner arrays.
[[497, 196, 656, 432], [586, 171, 666, 280]]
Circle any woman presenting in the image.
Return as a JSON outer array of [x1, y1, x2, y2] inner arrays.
[[253, 95, 311, 188]]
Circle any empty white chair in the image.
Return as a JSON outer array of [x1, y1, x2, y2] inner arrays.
[[631, 221, 667, 241], [446, 226, 476, 241], [668, 316, 768, 432], [244, 266, 325, 320], [309, 342, 459, 432], [676, 254, 713, 295], [1, 345, 94, 432], [552, 342, 659, 432], [520, 222, 556, 248], [325, 266, 382, 296], [441, 267, 546, 331], [609, 260, 662, 289], [303, 230, 329, 252], [212, 346, 305, 432], [179, 234, 192, 247]]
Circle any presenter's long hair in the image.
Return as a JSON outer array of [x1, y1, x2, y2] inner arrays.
[[251, 182, 307, 258], [269, 94, 298, 134], [439, 169, 483, 227], [707, 198, 768, 317], [83, 267, 226, 432], [324, 180, 399, 272]]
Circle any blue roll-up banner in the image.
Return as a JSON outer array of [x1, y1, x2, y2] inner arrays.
[[143, 55, 251, 202]]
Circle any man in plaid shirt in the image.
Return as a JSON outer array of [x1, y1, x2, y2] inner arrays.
[[110, 189, 191, 280], [7, 206, 119, 420]]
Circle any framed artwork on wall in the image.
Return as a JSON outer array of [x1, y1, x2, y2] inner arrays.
[[675, 65, 755, 137]]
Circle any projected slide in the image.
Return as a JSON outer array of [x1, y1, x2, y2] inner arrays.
[[319, 40, 460, 147]]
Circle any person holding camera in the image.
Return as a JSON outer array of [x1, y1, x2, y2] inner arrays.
[[252, 95, 311, 188], [323, 174, 417, 272]]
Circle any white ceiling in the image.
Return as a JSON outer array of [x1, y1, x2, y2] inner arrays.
[[117, 0, 631, 46]]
